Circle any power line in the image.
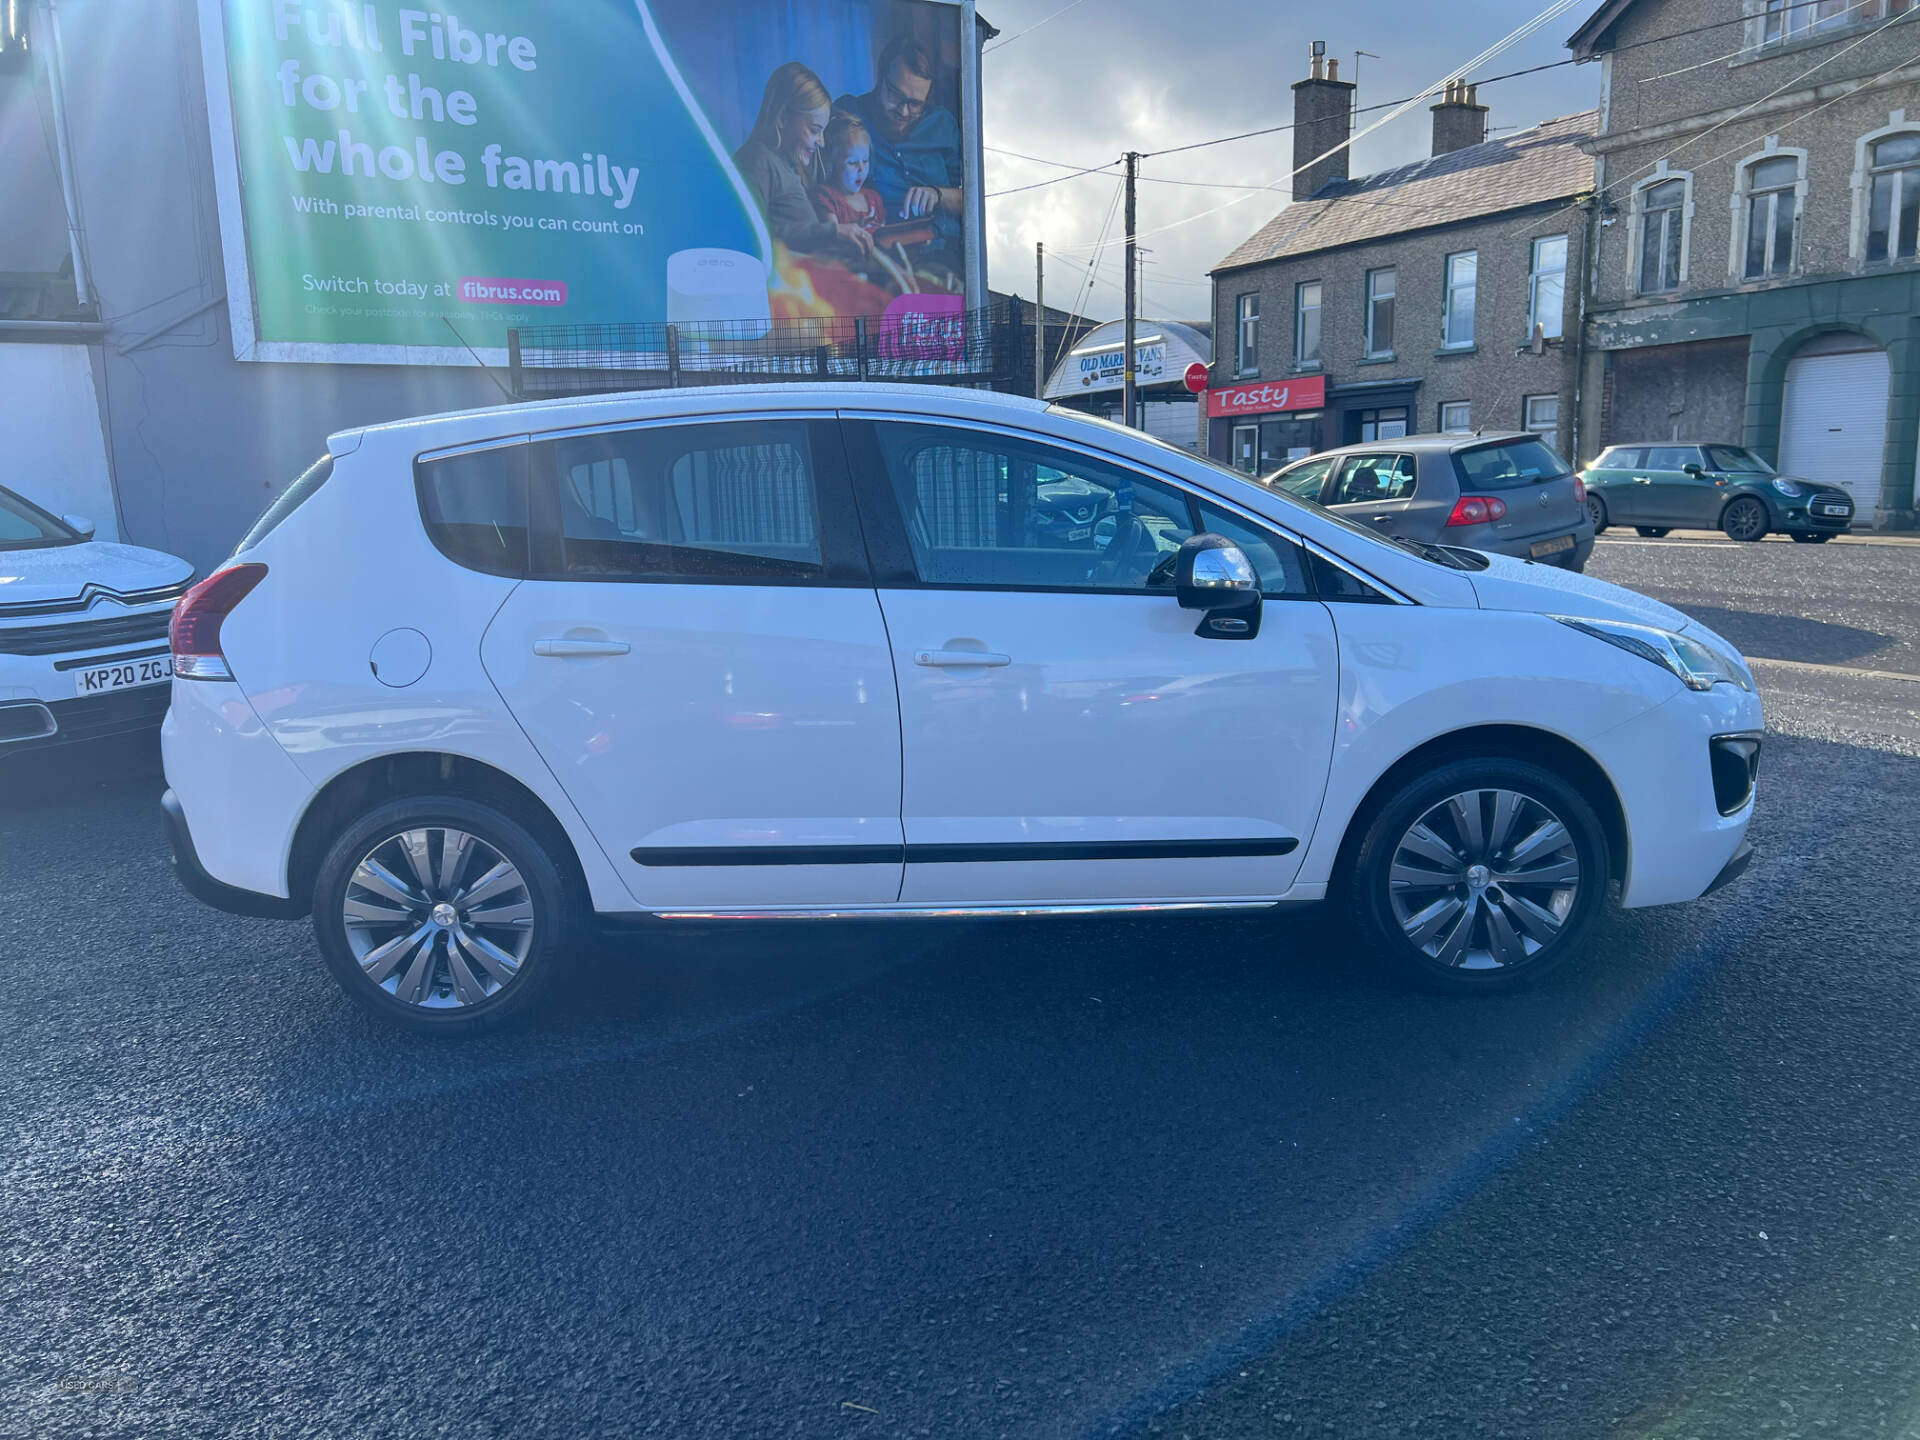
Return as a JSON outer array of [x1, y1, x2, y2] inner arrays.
[[986, 157, 1120, 198], [983, 0, 1092, 54]]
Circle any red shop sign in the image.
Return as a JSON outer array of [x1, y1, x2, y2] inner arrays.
[[1206, 375, 1327, 419]]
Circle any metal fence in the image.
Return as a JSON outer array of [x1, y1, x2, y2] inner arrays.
[[509, 301, 1010, 400]]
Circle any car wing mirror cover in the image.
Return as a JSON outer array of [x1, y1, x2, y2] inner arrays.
[[1175, 534, 1263, 640]]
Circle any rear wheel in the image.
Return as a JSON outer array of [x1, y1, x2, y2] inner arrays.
[[1347, 759, 1610, 992], [312, 795, 575, 1033], [1635, 527, 1671, 538], [1585, 495, 1609, 534], [1721, 497, 1769, 542], [1791, 531, 1832, 544]]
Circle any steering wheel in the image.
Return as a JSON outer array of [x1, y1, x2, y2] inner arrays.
[[1095, 514, 1157, 587]]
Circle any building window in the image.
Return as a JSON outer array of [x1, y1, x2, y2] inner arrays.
[[1523, 394, 1560, 437], [1354, 406, 1409, 442], [1742, 154, 1801, 278], [1763, 0, 1907, 44], [1637, 178, 1687, 293], [1295, 282, 1322, 366], [1442, 251, 1476, 348], [1440, 401, 1472, 434], [1234, 294, 1259, 375], [1528, 235, 1567, 340], [1365, 267, 1396, 357], [1866, 131, 1920, 263]]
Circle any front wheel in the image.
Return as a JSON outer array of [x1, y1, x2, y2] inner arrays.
[[1721, 497, 1769, 542], [1585, 495, 1610, 534], [312, 795, 575, 1033], [1347, 759, 1610, 992], [1636, 527, 1671, 538]]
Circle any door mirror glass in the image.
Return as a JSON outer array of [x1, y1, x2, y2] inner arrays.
[[61, 514, 95, 541], [1175, 534, 1263, 640]]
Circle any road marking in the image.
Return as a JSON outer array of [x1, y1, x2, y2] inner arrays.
[[1748, 656, 1920, 686], [1596, 539, 1739, 550]]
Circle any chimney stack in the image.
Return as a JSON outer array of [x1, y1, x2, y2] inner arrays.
[[1292, 41, 1356, 200], [1430, 79, 1489, 156]]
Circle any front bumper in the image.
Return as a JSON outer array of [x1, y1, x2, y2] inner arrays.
[[1703, 838, 1755, 896], [0, 683, 171, 755], [160, 788, 306, 920]]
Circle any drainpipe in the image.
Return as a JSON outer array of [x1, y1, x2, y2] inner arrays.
[[34, 0, 92, 310], [1570, 158, 1604, 467]]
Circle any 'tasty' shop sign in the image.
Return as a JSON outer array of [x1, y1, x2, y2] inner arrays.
[[1206, 375, 1327, 419]]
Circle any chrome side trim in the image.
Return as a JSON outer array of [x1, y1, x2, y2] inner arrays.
[[412, 433, 532, 465], [653, 900, 1277, 921]]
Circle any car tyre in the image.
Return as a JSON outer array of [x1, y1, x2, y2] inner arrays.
[[1635, 527, 1671, 538], [1346, 758, 1610, 993], [1721, 497, 1769, 542], [1790, 532, 1831, 544], [312, 795, 575, 1034], [1585, 495, 1609, 533]]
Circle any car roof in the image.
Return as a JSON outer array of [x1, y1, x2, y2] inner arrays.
[[327, 383, 1053, 455], [1271, 432, 1543, 468]]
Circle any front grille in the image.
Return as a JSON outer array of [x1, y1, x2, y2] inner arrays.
[[0, 610, 172, 656], [1710, 735, 1761, 816]]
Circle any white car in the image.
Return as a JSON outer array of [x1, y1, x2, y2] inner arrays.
[[1, 485, 193, 757], [160, 386, 1762, 1033]]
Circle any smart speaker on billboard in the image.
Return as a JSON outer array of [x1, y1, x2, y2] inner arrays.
[[198, 0, 982, 364]]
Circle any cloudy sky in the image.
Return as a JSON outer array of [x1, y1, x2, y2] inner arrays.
[[978, 0, 1607, 325]]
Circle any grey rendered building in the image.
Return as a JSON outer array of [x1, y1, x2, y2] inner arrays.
[[1569, 0, 1920, 526], [1207, 51, 1596, 473]]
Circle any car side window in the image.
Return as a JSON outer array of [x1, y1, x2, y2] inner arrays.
[[1268, 455, 1334, 501], [534, 420, 824, 582], [1596, 447, 1642, 469], [1329, 454, 1416, 506], [1644, 446, 1697, 472], [1190, 502, 1312, 598], [871, 422, 1195, 592], [415, 443, 530, 578]]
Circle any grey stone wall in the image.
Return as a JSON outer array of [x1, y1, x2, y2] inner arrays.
[[1211, 201, 1587, 453]]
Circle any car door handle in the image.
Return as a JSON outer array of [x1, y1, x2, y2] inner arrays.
[[1632, 477, 1653, 484], [1368, 514, 1394, 524], [533, 638, 631, 658], [914, 648, 1011, 668]]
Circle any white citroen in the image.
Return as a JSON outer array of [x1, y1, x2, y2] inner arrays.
[[160, 386, 1761, 1032]]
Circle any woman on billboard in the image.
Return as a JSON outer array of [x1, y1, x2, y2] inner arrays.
[[732, 62, 875, 264]]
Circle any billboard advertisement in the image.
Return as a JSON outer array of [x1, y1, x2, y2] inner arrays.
[[198, 0, 981, 364]]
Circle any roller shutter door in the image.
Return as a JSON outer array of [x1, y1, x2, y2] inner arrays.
[[1779, 349, 1890, 513]]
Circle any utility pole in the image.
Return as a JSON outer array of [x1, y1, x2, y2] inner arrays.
[[1034, 241, 1045, 400], [1122, 150, 1138, 429]]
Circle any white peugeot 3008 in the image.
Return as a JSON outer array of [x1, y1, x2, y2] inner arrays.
[[161, 386, 1761, 1033]]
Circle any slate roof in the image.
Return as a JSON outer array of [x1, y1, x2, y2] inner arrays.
[[1210, 110, 1598, 274]]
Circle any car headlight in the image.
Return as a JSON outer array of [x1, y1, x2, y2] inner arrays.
[[1771, 477, 1804, 498], [1552, 615, 1753, 692]]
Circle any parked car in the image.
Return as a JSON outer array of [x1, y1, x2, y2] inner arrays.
[[160, 386, 1760, 1033], [1262, 433, 1594, 572], [0, 484, 193, 758], [1581, 443, 1855, 542]]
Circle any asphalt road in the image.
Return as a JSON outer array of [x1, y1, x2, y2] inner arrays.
[[5, 537, 1919, 1439]]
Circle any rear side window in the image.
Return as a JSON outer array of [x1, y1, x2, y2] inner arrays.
[[235, 455, 332, 554], [415, 444, 529, 578], [1329, 455, 1416, 505], [1451, 438, 1571, 491], [538, 419, 823, 582], [1592, 447, 1641, 469]]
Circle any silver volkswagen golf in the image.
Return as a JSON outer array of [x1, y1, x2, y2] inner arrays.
[[1263, 432, 1595, 572]]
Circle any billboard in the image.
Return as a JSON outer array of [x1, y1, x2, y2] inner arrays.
[[198, 0, 982, 364]]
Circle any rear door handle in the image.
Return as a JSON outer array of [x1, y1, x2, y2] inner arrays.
[[915, 648, 1011, 668], [1368, 514, 1394, 524], [534, 638, 631, 657]]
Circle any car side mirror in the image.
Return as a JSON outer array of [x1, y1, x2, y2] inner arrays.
[[63, 514, 96, 541], [1174, 534, 1262, 640], [1682, 463, 1704, 477]]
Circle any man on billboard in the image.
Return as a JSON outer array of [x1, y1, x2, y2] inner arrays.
[[837, 36, 963, 277]]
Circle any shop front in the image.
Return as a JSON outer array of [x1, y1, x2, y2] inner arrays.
[[1044, 318, 1212, 452], [1206, 375, 1328, 474]]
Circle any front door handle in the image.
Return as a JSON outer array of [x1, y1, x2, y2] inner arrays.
[[534, 638, 631, 658], [915, 648, 1011, 668], [1368, 514, 1395, 524], [1632, 476, 1653, 484]]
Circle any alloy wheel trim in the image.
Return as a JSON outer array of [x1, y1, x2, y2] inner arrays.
[[1386, 788, 1581, 971], [342, 827, 536, 1009], [1725, 500, 1766, 540]]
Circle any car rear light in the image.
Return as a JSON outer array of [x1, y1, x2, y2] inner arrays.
[[169, 563, 267, 681], [1445, 495, 1508, 527], [1573, 475, 1587, 505]]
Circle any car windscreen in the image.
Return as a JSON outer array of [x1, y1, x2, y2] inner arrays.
[[1705, 445, 1774, 474], [0, 485, 81, 552], [1450, 437, 1572, 491], [235, 455, 334, 555]]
